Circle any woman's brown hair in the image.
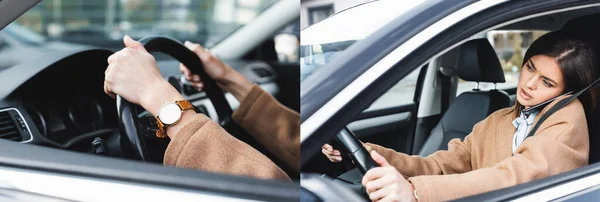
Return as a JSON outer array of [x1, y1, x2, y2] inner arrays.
[[511, 31, 599, 118]]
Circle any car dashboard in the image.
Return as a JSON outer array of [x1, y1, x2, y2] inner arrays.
[[0, 47, 280, 154]]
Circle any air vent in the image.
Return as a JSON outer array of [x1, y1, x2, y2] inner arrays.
[[0, 109, 25, 142], [252, 68, 273, 78]]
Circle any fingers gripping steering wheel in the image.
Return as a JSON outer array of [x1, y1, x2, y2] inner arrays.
[[116, 36, 232, 161]]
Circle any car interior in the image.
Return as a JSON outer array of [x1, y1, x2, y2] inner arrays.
[[418, 38, 512, 156], [0, 2, 301, 195], [302, 4, 600, 199], [0, 34, 300, 168]]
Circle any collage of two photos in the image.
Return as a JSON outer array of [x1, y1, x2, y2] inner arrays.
[[1, 0, 600, 201]]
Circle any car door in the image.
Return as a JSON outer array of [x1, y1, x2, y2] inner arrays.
[[458, 162, 600, 201], [0, 139, 299, 201]]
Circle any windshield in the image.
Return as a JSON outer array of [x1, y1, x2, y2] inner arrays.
[[300, 0, 425, 81], [11, 0, 279, 50], [1, 23, 46, 45]]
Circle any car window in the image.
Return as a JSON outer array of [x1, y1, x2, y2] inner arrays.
[[300, 0, 426, 81], [456, 30, 549, 95], [364, 66, 422, 112], [12, 0, 279, 51]]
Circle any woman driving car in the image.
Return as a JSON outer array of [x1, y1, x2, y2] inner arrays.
[[104, 36, 299, 180], [323, 32, 599, 201]]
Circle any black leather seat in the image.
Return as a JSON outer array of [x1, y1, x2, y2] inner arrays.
[[419, 39, 512, 156]]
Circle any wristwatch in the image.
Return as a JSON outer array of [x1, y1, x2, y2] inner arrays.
[[155, 100, 194, 138]]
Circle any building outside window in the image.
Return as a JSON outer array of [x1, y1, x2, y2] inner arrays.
[[300, 0, 370, 29], [308, 5, 333, 25]]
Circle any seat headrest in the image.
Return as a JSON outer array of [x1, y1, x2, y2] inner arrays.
[[456, 39, 505, 83]]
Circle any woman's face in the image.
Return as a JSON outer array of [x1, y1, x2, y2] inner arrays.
[[516, 55, 565, 108]]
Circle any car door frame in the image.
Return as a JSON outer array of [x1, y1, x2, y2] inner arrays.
[[347, 64, 428, 154], [301, 0, 481, 165], [301, 0, 600, 200], [459, 162, 600, 201], [0, 140, 299, 201]]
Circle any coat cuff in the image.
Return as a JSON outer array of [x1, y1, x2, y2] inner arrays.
[[163, 114, 211, 166], [232, 84, 263, 125]]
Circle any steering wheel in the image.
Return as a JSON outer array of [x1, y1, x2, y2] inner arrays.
[[333, 127, 379, 197], [116, 36, 232, 161], [335, 127, 378, 174]]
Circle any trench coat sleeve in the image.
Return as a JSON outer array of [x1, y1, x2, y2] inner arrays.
[[231, 85, 300, 172], [364, 119, 483, 178], [408, 100, 588, 201], [163, 113, 290, 181]]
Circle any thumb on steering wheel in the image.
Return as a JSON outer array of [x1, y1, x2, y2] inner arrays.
[[123, 35, 148, 52], [370, 150, 390, 167]]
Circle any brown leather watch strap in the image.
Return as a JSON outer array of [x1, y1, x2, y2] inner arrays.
[[155, 118, 168, 138], [176, 100, 194, 111], [155, 100, 194, 138]]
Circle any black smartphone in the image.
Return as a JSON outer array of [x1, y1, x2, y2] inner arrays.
[[523, 91, 573, 116]]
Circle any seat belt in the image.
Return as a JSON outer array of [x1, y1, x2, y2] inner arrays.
[[439, 70, 451, 114], [525, 77, 600, 139]]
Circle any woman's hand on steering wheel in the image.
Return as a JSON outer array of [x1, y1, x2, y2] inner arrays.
[[106, 35, 232, 161], [104, 35, 184, 117], [322, 144, 343, 162], [362, 150, 416, 202], [180, 41, 253, 102]]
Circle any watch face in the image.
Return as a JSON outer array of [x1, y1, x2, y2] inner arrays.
[[158, 103, 182, 125]]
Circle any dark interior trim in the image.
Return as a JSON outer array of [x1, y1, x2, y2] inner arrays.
[[0, 0, 40, 31], [411, 114, 442, 155], [503, 87, 517, 95], [414, 64, 429, 103], [356, 104, 416, 120]]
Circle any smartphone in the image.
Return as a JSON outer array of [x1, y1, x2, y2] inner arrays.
[[523, 91, 573, 116]]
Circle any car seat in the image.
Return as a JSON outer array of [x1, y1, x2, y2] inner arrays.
[[419, 39, 512, 156]]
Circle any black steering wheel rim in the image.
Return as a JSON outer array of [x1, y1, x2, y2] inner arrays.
[[116, 36, 232, 161], [334, 127, 379, 198], [335, 127, 378, 174]]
